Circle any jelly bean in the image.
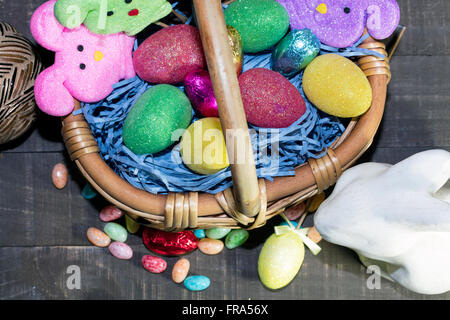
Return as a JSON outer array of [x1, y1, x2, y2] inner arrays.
[[125, 215, 140, 234], [184, 275, 211, 292], [198, 238, 224, 255], [82, 183, 97, 200], [279, 221, 299, 228], [194, 229, 206, 239], [225, 229, 249, 249], [109, 242, 133, 260], [87, 227, 111, 248], [306, 192, 326, 213], [285, 202, 306, 221], [100, 205, 124, 222], [104, 222, 128, 243], [142, 255, 167, 274], [172, 258, 190, 284], [52, 163, 68, 190], [206, 228, 231, 240]]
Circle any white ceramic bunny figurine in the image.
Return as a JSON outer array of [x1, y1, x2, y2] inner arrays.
[[315, 150, 450, 295]]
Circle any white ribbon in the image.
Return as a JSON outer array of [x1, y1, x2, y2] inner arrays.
[[274, 226, 322, 255]]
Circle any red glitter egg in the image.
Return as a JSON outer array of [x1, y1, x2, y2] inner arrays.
[[143, 228, 199, 256], [239, 68, 306, 128], [133, 25, 206, 84]]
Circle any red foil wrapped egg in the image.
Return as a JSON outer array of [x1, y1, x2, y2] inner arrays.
[[239, 68, 306, 128], [184, 69, 219, 117], [143, 228, 199, 256]]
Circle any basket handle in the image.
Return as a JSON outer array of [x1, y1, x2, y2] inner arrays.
[[193, 0, 261, 218]]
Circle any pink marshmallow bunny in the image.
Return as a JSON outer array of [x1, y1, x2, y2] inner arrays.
[[31, 0, 136, 116]]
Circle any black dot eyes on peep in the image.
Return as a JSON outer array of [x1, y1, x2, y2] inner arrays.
[[344, 7, 351, 14], [77, 45, 84, 52], [107, 11, 114, 16], [80, 63, 86, 70], [125, 0, 132, 3]]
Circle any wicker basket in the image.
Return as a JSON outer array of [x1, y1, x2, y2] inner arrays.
[[61, 0, 392, 235]]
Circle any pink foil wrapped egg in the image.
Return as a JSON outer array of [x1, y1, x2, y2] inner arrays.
[[184, 70, 219, 117], [239, 68, 306, 128]]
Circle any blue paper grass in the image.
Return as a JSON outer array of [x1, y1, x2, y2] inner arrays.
[[80, 49, 345, 194]]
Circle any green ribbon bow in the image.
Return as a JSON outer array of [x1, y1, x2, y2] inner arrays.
[[274, 225, 322, 255]]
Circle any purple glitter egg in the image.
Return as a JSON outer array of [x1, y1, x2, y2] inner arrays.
[[184, 70, 219, 118], [276, 0, 400, 48]]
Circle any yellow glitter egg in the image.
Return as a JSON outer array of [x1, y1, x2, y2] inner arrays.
[[258, 232, 305, 290], [180, 118, 230, 175], [303, 54, 373, 118]]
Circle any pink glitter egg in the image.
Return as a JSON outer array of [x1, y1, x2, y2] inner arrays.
[[184, 69, 219, 117], [239, 68, 306, 128], [133, 25, 206, 84]]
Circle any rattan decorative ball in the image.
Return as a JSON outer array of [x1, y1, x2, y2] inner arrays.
[[0, 22, 42, 145]]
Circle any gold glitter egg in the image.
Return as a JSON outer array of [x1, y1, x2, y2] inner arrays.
[[227, 26, 244, 75]]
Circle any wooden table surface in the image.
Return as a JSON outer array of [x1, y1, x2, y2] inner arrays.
[[0, 0, 449, 300]]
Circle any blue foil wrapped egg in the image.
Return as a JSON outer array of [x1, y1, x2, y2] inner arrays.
[[271, 29, 321, 78]]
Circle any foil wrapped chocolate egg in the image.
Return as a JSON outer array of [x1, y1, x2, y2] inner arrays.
[[184, 70, 218, 117], [143, 228, 199, 256], [271, 29, 321, 78], [227, 26, 244, 75]]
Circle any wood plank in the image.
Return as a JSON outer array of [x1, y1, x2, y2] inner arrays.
[[1, 243, 450, 300]]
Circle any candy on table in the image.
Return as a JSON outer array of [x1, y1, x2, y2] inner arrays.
[[284, 202, 306, 221], [276, 0, 400, 48], [306, 192, 326, 213], [180, 118, 230, 175], [193, 229, 206, 239], [81, 183, 97, 200], [142, 255, 168, 274], [303, 54, 373, 118], [123, 84, 193, 155], [271, 29, 321, 78], [184, 70, 219, 118], [87, 227, 111, 248], [125, 215, 140, 234], [52, 163, 68, 190], [205, 228, 231, 240], [133, 24, 206, 84], [225, 229, 249, 249], [109, 242, 133, 260], [172, 258, 191, 284], [239, 68, 307, 128], [30, 0, 135, 116], [184, 275, 211, 292], [104, 222, 128, 243], [100, 205, 124, 222], [224, 0, 290, 53], [258, 232, 305, 290], [198, 238, 224, 255], [143, 228, 199, 256], [54, 0, 172, 36]]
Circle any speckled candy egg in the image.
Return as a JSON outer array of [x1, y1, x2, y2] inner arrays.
[[258, 232, 305, 290], [123, 85, 193, 155], [239, 68, 306, 128], [225, 0, 290, 53], [303, 54, 373, 118], [133, 24, 206, 84]]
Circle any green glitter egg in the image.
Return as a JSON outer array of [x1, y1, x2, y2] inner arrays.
[[123, 85, 193, 155], [224, 0, 290, 53]]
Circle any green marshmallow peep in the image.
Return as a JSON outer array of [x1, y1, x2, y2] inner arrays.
[[54, 0, 172, 36]]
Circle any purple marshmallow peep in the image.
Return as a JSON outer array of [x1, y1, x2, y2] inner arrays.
[[276, 0, 400, 48]]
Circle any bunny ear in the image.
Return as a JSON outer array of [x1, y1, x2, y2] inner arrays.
[[31, 0, 65, 51], [54, 0, 96, 29], [389, 150, 450, 194], [365, 0, 400, 40]]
